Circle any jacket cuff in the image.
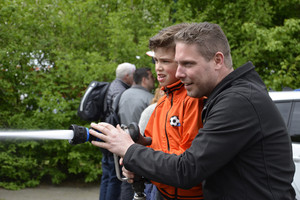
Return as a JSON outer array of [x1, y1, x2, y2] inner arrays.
[[124, 143, 140, 166]]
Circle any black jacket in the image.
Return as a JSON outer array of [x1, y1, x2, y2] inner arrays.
[[124, 62, 295, 200]]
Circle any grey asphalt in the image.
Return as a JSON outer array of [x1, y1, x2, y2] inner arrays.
[[0, 183, 99, 200]]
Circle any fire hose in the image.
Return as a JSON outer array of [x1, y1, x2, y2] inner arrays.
[[69, 122, 152, 200]]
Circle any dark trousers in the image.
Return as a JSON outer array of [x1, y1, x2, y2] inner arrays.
[[99, 152, 122, 200], [121, 181, 134, 200]]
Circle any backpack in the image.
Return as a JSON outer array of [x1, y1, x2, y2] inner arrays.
[[105, 91, 124, 126], [77, 81, 110, 122]]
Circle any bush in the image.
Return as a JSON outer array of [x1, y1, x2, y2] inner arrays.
[[0, 139, 102, 189], [0, 0, 299, 189]]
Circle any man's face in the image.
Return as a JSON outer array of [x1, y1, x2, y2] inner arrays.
[[154, 47, 178, 87], [127, 72, 134, 86], [175, 42, 217, 98], [145, 71, 155, 91]]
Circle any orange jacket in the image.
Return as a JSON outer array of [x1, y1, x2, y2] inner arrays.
[[144, 80, 205, 200]]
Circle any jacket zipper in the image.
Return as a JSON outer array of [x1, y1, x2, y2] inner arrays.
[[165, 93, 173, 151]]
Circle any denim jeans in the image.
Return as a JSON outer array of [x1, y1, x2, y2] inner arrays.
[[145, 183, 161, 200], [99, 152, 122, 200], [121, 181, 134, 200]]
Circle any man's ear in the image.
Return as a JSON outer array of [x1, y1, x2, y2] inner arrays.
[[123, 73, 132, 85], [123, 74, 128, 81], [141, 76, 147, 87], [214, 52, 224, 69]]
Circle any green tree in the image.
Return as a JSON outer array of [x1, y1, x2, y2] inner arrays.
[[0, 0, 299, 189]]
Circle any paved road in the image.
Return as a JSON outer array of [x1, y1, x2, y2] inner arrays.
[[0, 183, 99, 200]]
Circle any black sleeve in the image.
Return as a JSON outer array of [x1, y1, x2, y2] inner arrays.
[[124, 92, 260, 189]]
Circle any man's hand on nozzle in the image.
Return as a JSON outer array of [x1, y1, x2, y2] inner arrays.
[[89, 122, 135, 157], [120, 157, 135, 184]]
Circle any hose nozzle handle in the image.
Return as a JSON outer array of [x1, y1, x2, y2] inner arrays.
[[127, 122, 152, 146]]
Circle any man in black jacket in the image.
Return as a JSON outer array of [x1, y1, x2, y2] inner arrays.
[[90, 22, 295, 200]]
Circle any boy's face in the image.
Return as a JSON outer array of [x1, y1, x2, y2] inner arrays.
[[153, 47, 178, 87]]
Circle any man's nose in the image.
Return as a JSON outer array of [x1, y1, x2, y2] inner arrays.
[[175, 65, 184, 79]]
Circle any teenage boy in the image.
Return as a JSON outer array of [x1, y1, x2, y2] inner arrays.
[[141, 23, 205, 199]]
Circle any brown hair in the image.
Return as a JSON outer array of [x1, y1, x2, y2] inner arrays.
[[149, 23, 190, 51], [175, 22, 233, 68]]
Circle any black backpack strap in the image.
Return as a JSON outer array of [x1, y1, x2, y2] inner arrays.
[[101, 82, 111, 120], [112, 91, 124, 113], [105, 90, 126, 126]]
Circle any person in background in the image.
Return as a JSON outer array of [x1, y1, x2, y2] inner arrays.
[[118, 67, 155, 127], [91, 22, 295, 200], [138, 86, 164, 200], [118, 67, 155, 200], [138, 87, 164, 136], [99, 62, 136, 200]]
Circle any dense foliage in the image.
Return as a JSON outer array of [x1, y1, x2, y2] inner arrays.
[[0, 0, 299, 189]]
